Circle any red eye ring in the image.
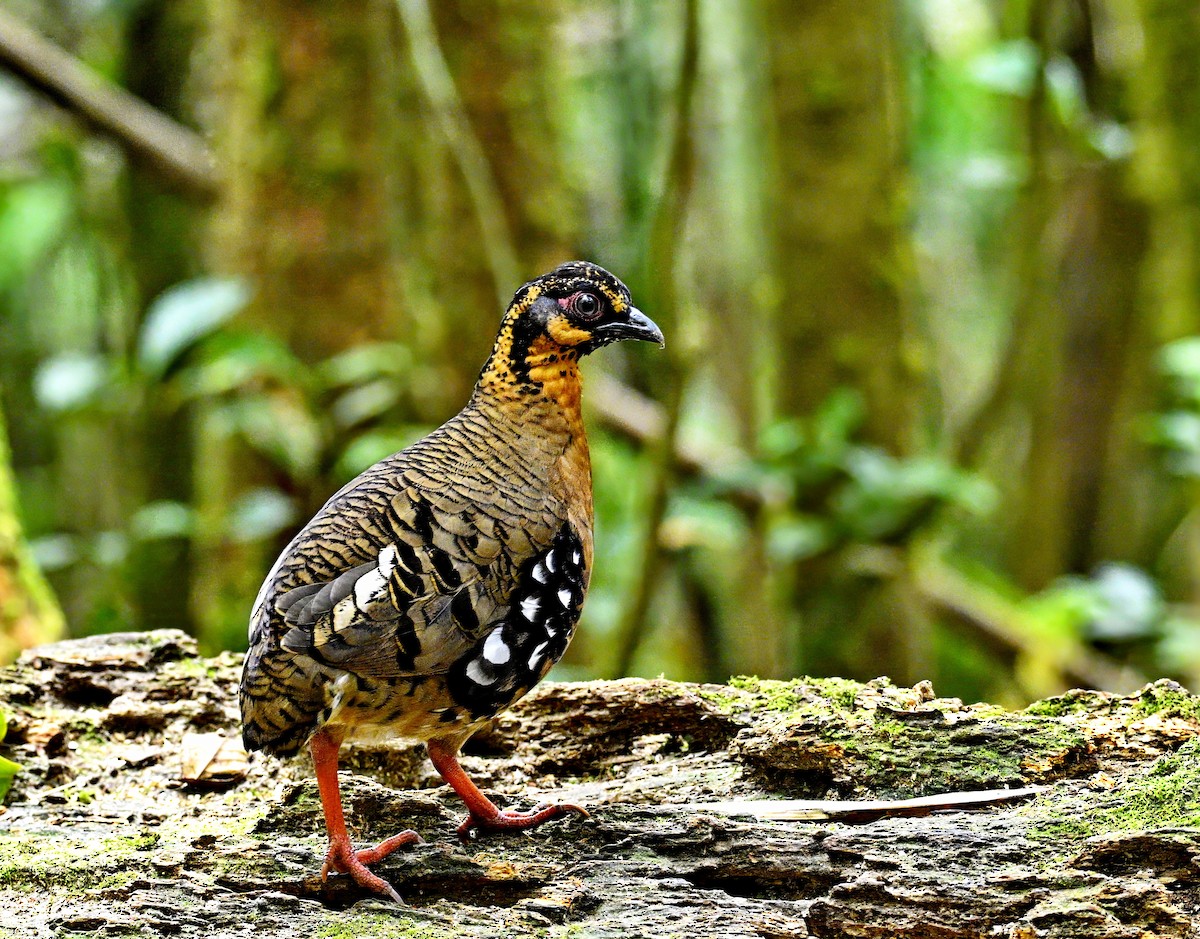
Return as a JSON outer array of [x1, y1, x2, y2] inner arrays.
[[567, 292, 602, 320]]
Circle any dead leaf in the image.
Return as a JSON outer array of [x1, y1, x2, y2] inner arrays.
[[178, 733, 248, 788]]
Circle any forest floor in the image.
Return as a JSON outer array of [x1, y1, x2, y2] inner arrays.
[[2, 630, 1200, 938]]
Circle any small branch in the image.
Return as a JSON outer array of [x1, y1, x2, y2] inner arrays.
[[0, 8, 218, 198]]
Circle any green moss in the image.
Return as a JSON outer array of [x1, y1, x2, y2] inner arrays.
[[809, 710, 1090, 797], [167, 657, 218, 680], [1030, 738, 1200, 842], [107, 833, 161, 851], [313, 913, 450, 939], [1131, 685, 1200, 721], [724, 675, 864, 713], [0, 832, 155, 892], [1023, 692, 1102, 718], [694, 686, 745, 714], [1025, 683, 1200, 723]]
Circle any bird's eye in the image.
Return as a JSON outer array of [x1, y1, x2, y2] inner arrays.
[[571, 292, 601, 319]]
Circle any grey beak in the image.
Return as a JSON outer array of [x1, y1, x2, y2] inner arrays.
[[596, 307, 665, 347]]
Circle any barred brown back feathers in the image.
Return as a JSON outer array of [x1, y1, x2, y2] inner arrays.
[[239, 262, 663, 901]]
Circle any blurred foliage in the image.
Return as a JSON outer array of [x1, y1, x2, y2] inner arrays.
[[0, 0, 1199, 707], [1147, 338, 1200, 479], [749, 390, 995, 559], [0, 709, 19, 800]]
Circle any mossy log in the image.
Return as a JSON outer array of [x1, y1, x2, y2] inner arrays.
[[3, 631, 1200, 938]]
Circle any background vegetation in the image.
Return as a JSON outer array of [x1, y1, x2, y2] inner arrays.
[[0, 0, 1197, 707]]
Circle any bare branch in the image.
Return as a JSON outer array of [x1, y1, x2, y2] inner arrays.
[[0, 7, 218, 198]]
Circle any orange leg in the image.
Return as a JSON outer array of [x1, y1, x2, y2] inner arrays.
[[310, 727, 421, 901], [427, 738, 589, 841]]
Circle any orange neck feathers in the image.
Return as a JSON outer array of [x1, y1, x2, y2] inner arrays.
[[474, 300, 586, 434]]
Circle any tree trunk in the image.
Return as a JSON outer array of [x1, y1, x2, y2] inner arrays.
[[765, 0, 925, 683], [6, 630, 1200, 938], [1105, 0, 1200, 605], [766, 0, 920, 455], [205, 0, 403, 360], [121, 0, 207, 641], [193, 0, 407, 650]]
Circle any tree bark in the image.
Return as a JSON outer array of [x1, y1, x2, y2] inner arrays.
[[5, 630, 1200, 937], [764, 0, 926, 684], [204, 0, 403, 360], [766, 0, 920, 455], [1107, 0, 1200, 606]]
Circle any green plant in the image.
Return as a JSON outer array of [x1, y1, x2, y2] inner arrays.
[[0, 710, 21, 800]]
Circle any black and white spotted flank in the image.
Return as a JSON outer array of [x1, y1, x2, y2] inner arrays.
[[446, 525, 586, 718]]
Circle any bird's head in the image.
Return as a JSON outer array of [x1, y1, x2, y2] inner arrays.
[[477, 262, 663, 403]]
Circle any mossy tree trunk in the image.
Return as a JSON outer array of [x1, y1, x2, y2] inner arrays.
[[765, 0, 919, 455], [205, 0, 404, 361], [121, 0, 208, 641], [1101, 0, 1200, 605]]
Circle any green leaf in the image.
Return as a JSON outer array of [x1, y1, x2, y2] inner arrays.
[[330, 379, 403, 429], [317, 342, 414, 386], [1085, 563, 1162, 643], [173, 332, 307, 400], [0, 178, 73, 291], [767, 513, 833, 562], [661, 496, 749, 551], [29, 534, 81, 571], [33, 353, 109, 412], [967, 39, 1039, 96], [130, 501, 195, 540], [138, 277, 251, 376], [833, 450, 993, 541], [0, 709, 17, 803], [334, 428, 428, 481], [759, 418, 806, 461], [225, 488, 297, 544], [0, 755, 19, 801], [1045, 56, 1085, 128], [91, 531, 130, 567], [1159, 337, 1200, 382], [225, 394, 324, 481]]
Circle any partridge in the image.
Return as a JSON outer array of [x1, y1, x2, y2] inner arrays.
[[239, 261, 663, 900]]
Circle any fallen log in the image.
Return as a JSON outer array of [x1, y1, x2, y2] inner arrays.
[[2, 630, 1199, 938]]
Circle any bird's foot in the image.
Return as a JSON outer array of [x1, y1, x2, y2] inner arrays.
[[320, 830, 422, 902], [457, 802, 589, 842]]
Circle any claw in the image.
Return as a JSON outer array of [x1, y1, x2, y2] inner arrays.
[[321, 830, 421, 902]]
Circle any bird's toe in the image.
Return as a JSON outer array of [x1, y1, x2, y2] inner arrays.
[[321, 832, 419, 903], [457, 802, 589, 841]]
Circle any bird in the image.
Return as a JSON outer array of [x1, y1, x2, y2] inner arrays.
[[239, 261, 663, 901]]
